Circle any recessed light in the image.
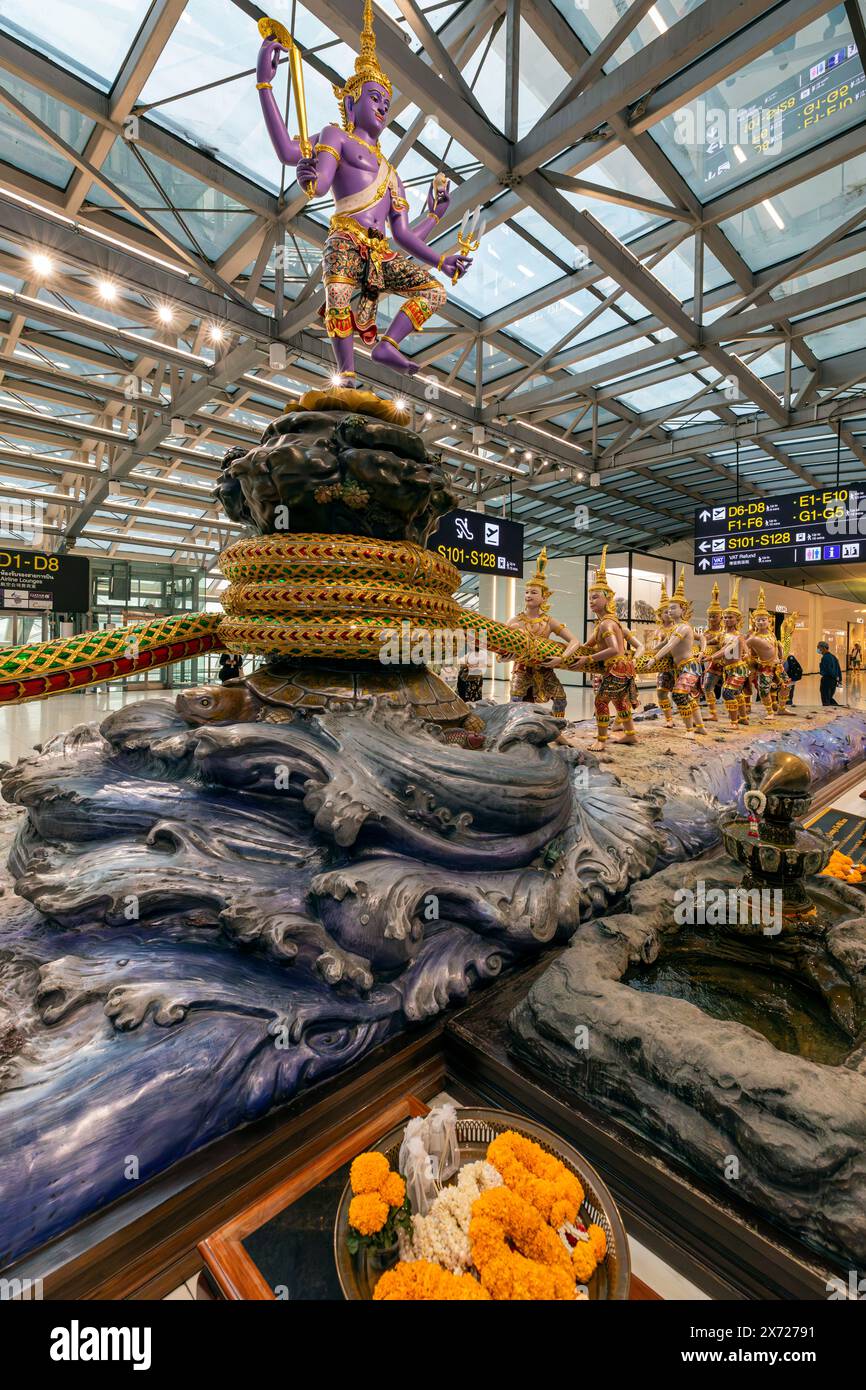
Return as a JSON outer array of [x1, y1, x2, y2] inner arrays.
[[96, 278, 118, 302], [156, 304, 174, 325], [30, 251, 54, 277], [208, 323, 226, 343]]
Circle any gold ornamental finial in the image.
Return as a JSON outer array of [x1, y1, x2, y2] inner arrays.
[[588, 545, 616, 615], [724, 576, 741, 622], [707, 581, 722, 617], [526, 546, 551, 615], [258, 15, 293, 49], [668, 565, 692, 620], [750, 585, 772, 630], [332, 0, 393, 127]]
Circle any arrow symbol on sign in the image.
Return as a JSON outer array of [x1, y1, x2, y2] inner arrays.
[[699, 510, 711, 521], [698, 558, 710, 569], [699, 541, 711, 552]]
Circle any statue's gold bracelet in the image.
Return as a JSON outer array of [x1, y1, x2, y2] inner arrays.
[[437, 251, 447, 271], [256, 82, 272, 90]]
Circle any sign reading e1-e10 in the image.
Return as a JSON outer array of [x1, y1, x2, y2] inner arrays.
[[693, 490, 860, 573], [427, 509, 524, 576], [0, 549, 90, 611]]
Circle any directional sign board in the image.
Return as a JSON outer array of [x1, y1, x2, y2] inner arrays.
[[693, 490, 859, 575], [427, 508, 524, 576], [0, 549, 90, 611]]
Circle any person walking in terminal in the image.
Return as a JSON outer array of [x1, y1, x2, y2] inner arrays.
[[818, 642, 843, 706]]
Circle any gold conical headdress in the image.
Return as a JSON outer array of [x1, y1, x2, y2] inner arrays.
[[525, 546, 551, 614], [723, 576, 741, 623], [656, 577, 670, 623], [750, 586, 772, 630], [707, 581, 722, 617], [669, 565, 693, 620], [332, 0, 393, 127], [588, 545, 616, 615]]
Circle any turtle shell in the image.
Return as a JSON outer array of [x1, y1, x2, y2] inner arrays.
[[243, 661, 474, 730]]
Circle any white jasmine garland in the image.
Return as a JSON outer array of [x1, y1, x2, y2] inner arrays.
[[398, 1161, 503, 1270]]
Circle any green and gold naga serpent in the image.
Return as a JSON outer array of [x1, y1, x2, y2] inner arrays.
[[0, 531, 570, 706]]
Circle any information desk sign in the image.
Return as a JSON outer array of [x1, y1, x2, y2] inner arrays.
[[693, 489, 860, 574]]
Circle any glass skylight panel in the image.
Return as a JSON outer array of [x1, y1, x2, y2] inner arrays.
[[138, 0, 354, 192], [617, 373, 708, 412], [469, 18, 569, 138], [552, 1, 707, 68], [805, 321, 866, 359], [508, 289, 601, 353], [85, 140, 257, 262], [446, 222, 561, 314], [0, 72, 94, 189], [721, 151, 866, 271], [650, 7, 863, 201], [0, 0, 146, 91]]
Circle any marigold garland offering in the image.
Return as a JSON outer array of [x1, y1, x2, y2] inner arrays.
[[469, 1186, 576, 1300], [348, 1192, 389, 1237], [487, 1130, 585, 1228], [347, 1128, 612, 1298], [347, 1150, 412, 1253], [350, 1150, 391, 1196], [374, 1260, 491, 1301]]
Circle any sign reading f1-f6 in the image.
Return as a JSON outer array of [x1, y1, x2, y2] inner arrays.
[[693, 489, 860, 573], [428, 508, 524, 576]]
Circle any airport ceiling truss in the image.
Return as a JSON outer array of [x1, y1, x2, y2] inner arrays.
[[1, 0, 866, 593]]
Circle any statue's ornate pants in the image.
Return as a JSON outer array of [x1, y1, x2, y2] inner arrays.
[[323, 233, 445, 339]]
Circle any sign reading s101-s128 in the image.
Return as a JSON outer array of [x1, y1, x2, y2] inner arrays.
[[693, 490, 859, 573], [427, 509, 524, 576]]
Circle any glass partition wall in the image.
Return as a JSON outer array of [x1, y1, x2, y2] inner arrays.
[[582, 551, 677, 689]]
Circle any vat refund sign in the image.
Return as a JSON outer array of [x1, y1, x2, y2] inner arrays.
[[693, 489, 859, 573], [427, 508, 524, 576]]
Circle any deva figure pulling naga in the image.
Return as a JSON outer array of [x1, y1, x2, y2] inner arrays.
[[256, 4, 474, 381]]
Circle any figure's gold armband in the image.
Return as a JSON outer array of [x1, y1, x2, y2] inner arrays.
[[315, 143, 341, 161]]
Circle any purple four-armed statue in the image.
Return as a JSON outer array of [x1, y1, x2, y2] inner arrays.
[[256, 2, 474, 380]]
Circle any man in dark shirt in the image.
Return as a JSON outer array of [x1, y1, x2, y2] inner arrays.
[[818, 642, 842, 706]]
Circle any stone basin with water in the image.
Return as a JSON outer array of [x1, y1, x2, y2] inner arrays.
[[510, 751, 866, 1266]]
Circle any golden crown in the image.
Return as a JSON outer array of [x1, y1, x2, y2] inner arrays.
[[707, 581, 722, 617], [333, 0, 393, 127], [723, 576, 741, 621]]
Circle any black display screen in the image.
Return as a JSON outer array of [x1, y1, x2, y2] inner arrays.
[[693, 490, 861, 574], [0, 549, 90, 612], [427, 508, 524, 576]]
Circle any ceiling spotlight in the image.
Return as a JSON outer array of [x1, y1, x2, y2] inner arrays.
[[30, 251, 54, 277], [577, 471, 584, 481], [330, 372, 344, 386], [508, 446, 516, 454], [395, 397, 408, 413], [208, 323, 226, 343], [156, 303, 174, 325], [524, 450, 532, 460], [424, 410, 433, 421], [96, 278, 118, 302]]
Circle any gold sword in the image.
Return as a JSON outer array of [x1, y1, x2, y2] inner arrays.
[[258, 16, 313, 163]]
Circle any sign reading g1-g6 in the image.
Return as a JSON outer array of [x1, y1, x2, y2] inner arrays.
[[693, 489, 860, 573], [427, 509, 524, 576], [0, 549, 90, 612]]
